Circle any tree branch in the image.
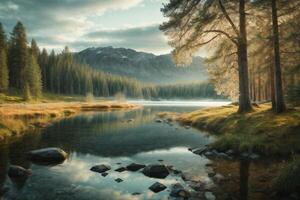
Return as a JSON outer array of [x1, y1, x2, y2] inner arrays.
[[218, 0, 239, 37], [203, 30, 238, 45]]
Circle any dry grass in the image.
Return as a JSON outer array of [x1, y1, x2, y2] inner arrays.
[[0, 101, 140, 142]]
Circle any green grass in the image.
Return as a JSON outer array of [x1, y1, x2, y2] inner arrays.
[[178, 104, 300, 156], [273, 157, 300, 195]]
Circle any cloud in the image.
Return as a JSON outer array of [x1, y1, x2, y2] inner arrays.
[[79, 24, 170, 54], [0, 0, 171, 54]]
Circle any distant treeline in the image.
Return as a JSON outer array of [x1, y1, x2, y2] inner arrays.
[[143, 82, 220, 99], [0, 21, 219, 100]]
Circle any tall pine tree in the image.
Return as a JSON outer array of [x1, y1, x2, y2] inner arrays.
[[23, 53, 42, 100], [8, 22, 28, 89], [0, 23, 9, 92]]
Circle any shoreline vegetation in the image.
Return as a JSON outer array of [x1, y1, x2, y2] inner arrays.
[[159, 103, 300, 156], [0, 95, 140, 143], [159, 103, 300, 197]]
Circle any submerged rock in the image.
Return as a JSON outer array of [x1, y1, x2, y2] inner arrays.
[[149, 182, 167, 193], [126, 163, 146, 171], [170, 183, 191, 198], [192, 147, 208, 155], [8, 165, 32, 178], [213, 173, 225, 183], [185, 125, 191, 129], [155, 119, 163, 123], [101, 172, 108, 177], [90, 164, 111, 173], [115, 178, 123, 183], [115, 167, 126, 172], [205, 192, 216, 200], [27, 148, 67, 164], [241, 152, 260, 160], [142, 164, 169, 179]]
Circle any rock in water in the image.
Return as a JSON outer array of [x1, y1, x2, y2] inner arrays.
[[192, 147, 207, 155], [170, 183, 190, 198], [149, 182, 167, 193], [8, 165, 32, 178], [126, 163, 146, 171], [115, 178, 123, 183], [27, 148, 67, 164], [101, 172, 108, 177], [115, 167, 126, 172], [205, 192, 216, 200], [90, 164, 111, 173], [142, 164, 169, 179]]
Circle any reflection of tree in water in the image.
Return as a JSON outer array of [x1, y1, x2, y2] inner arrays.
[[0, 135, 41, 197], [29, 107, 210, 157], [0, 147, 9, 197], [240, 159, 250, 200]]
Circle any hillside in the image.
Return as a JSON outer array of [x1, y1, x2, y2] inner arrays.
[[75, 46, 208, 84]]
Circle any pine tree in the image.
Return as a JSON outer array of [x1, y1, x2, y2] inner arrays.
[[23, 82, 31, 101], [0, 23, 9, 92], [8, 21, 28, 89], [38, 48, 48, 90], [24, 54, 42, 99], [30, 39, 40, 58], [160, 0, 252, 113]]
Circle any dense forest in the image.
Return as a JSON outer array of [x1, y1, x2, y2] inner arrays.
[[161, 0, 300, 112], [0, 22, 218, 100]]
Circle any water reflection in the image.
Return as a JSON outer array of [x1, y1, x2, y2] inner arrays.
[[0, 105, 213, 200], [240, 159, 250, 200]]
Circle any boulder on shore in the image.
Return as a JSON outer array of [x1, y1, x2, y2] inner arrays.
[[27, 148, 67, 164], [149, 182, 167, 193], [90, 164, 111, 173], [8, 165, 32, 179], [142, 164, 169, 179]]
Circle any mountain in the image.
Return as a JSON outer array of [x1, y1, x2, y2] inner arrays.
[[75, 46, 208, 84]]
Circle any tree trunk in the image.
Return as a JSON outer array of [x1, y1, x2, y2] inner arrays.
[[269, 63, 276, 110], [271, 0, 286, 113], [238, 0, 252, 113]]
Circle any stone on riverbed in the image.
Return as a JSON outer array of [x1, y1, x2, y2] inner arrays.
[[126, 163, 146, 171], [90, 164, 111, 173], [192, 147, 208, 155], [8, 165, 32, 178], [170, 183, 191, 198], [241, 152, 260, 160], [27, 148, 67, 164], [142, 164, 169, 179], [115, 178, 123, 183], [101, 172, 108, 177], [149, 182, 167, 193], [205, 192, 216, 200], [115, 167, 126, 172]]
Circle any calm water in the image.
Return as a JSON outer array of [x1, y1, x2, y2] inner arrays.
[[0, 101, 230, 200]]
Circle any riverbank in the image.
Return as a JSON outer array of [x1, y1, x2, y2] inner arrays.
[[0, 101, 140, 143], [159, 103, 300, 156], [159, 103, 300, 199]]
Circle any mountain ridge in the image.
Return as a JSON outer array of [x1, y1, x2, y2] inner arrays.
[[74, 46, 208, 84]]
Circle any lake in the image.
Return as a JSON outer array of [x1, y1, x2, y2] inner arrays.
[[0, 100, 230, 200]]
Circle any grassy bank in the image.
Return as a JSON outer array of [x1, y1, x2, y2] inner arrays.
[[0, 100, 140, 143], [160, 103, 300, 156]]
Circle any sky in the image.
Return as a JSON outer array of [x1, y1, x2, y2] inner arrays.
[[0, 0, 171, 55]]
